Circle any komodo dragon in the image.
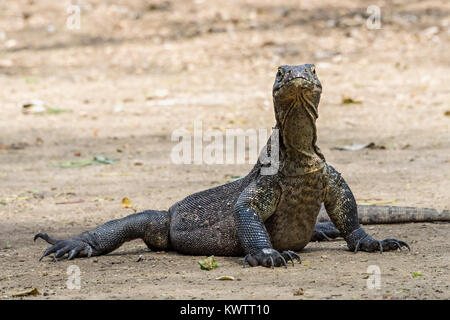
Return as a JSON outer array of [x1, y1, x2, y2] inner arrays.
[[34, 64, 450, 267]]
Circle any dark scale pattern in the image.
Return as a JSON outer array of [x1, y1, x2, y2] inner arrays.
[[233, 175, 281, 255], [35, 64, 445, 265], [35, 210, 171, 260], [169, 166, 259, 256], [265, 168, 326, 251]]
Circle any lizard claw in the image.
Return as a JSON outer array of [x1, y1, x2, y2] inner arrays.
[[381, 238, 410, 251], [35, 232, 93, 261], [281, 250, 301, 266], [243, 248, 299, 268], [353, 235, 410, 253]]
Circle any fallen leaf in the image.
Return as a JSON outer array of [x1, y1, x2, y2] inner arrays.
[[12, 288, 41, 297], [56, 159, 95, 168], [46, 107, 70, 114], [21, 100, 70, 115], [55, 200, 85, 205], [293, 288, 304, 296], [198, 256, 218, 270], [122, 197, 132, 208], [21, 100, 46, 114], [341, 94, 362, 105], [331, 142, 385, 151], [215, 276, 235, 280], [55, 156, 117, 168], [93, 156, 116, 165]]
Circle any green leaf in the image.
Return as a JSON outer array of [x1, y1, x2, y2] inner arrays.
[[93, 156, 116, 165], [56, 159, 95, 168], [198, 256, 218, 270], [55, 156, 117, 168], [46, 107, 71, 114]]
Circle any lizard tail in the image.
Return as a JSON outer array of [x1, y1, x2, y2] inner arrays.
[[317, 204, 450, 224]]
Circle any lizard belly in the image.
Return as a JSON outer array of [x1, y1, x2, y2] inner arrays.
[[265, 170, 325, 251]]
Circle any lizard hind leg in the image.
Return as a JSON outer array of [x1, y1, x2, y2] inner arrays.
[[141, 210, 172, 251], [34, 209, 172, 261], [310, 222, 341, 242]]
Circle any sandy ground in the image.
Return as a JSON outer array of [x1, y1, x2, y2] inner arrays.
[[0, 0, 449, 300]]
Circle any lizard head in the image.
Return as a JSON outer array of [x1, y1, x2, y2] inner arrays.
[[272, 64, 322, 126], [272, 64, 322, 102]]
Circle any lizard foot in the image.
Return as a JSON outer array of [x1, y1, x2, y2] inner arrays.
[[311, 222, 340, 241], [348, 229, 410, 253], [243, 248, 301, 268], [355, 237, 410, 253], [34, 232, 93, 261]]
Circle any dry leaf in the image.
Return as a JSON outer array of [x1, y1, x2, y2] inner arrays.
[[21, 100, 46, 114], [331, 142, 385, 151], [341, 94, 362, 105], [293, 288, 304, 296], [122, 197, 132, 208], [215, 276, 235, 280], [12, 288, 41, 297]]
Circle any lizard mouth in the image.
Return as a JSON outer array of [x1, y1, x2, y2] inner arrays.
[[273, 76, 321, 96]]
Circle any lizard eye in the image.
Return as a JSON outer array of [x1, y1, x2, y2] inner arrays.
[[276, 69, 284, 81]]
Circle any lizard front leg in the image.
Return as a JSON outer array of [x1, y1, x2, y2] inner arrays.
[[233, 178, 300, 268], [323, 165, 409, 253]]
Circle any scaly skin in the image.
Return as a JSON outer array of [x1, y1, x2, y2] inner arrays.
[[37, 64, 447, 268]]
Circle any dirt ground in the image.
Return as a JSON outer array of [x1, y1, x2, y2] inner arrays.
[[0, 0, 449, 300]]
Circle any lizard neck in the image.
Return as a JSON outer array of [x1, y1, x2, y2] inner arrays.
[[274, 91, 325, 176]]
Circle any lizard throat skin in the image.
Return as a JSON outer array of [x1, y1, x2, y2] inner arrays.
[[274, 76, 325, 176]]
